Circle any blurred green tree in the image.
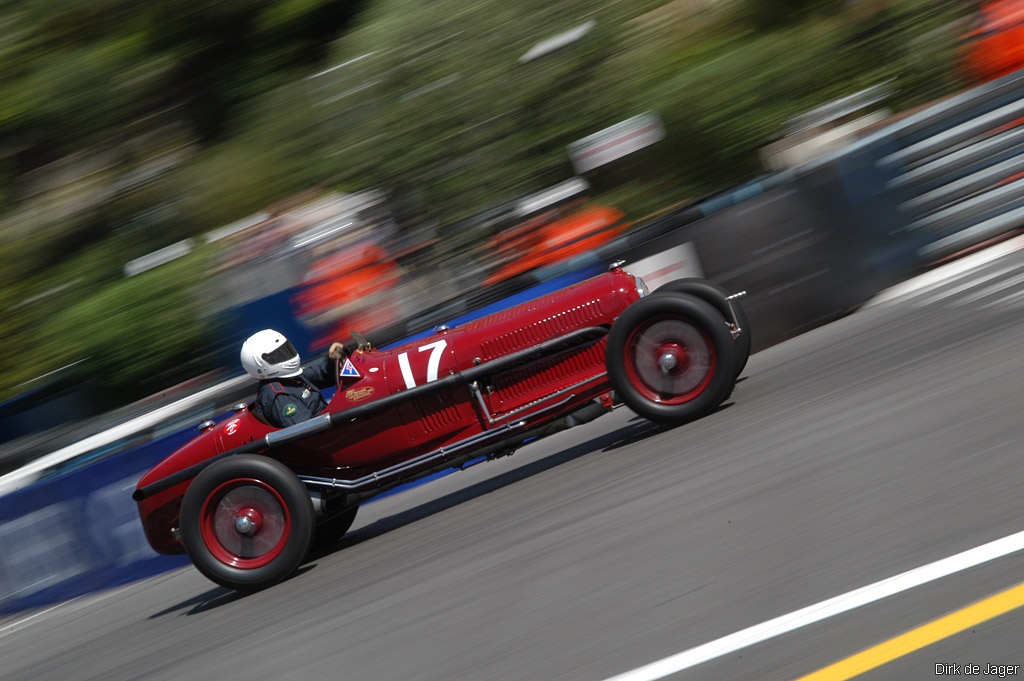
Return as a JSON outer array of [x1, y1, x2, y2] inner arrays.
[[740, 0, 847, 29], [38, 251, 223, 403]]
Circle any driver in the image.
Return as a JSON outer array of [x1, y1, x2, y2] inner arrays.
[[240, 329, 347, 428]]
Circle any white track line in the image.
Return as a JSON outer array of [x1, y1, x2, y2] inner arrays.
[[0, 601, 70, 639], [601, 528, 1024, 681]]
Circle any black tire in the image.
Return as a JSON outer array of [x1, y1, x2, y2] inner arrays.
[[180, 454, 314, 592], [652, 278, 751, 378], [606, 292, 737, 425], [311, 505, 359, 550]]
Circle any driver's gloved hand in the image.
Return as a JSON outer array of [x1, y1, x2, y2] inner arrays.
[[328, 342, 348, 360]]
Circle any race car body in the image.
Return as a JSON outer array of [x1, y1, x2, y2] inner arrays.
[[134, 266, 749, 591]]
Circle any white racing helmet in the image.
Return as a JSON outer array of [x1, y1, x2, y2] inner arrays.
[[240, 329, 303, 379]]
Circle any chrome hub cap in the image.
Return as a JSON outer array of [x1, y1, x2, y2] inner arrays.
[[658, 352, 678, 373], [234, 508, 263, 536]]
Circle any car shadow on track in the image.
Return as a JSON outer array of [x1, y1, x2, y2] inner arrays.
[[309, 408, 710, 560], [147, 587, 246, 618], [603, 415, 671, 452], [147, 564, 326, 617], [604, 399, 734, 452]]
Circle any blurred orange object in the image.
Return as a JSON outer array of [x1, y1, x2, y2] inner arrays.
[[482, 204, 631, 286], [963, 0, 1024, 83], [293, 243, 403, 346]]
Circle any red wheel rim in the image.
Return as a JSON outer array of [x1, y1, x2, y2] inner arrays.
[[200, 478, 291, 569], [623, 315, 717, 405]]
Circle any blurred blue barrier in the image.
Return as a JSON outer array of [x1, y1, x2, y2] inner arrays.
[[0, 376, 95, 448], [0, 428, 198, 615]]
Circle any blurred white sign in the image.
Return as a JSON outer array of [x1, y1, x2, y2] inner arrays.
[[568, 112, 665, 174], [626, 242, 703, 292], [519, 21, 596, 63], [514, 178, 589, 217]]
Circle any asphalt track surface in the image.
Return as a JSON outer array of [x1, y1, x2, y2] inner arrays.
[[3, 238, 1024, 681]]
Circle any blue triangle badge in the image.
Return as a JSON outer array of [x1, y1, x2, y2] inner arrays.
[[340, 358, 361, 379]]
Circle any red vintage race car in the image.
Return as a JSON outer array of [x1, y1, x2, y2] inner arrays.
[[133, 265, 750, 592]]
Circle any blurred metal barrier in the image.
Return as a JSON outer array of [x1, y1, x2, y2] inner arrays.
[[858, 68, 1024, 260], [589, 69, 1024, 349], [591, 168, 885, 353]]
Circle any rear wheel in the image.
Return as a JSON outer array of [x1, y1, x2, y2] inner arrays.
[[607, 292, 736, 425], [180, 455, 314, 592], [653, 278, 750, 378], [311, 506, 359, 550]]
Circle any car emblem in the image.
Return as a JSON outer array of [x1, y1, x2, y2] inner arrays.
[[345, 386, 374, 402], [224, 419, 241, 436], [341, 358, 361, 379]]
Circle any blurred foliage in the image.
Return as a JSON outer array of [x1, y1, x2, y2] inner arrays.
[[1, 0, 362, 163], [0, 0, 973, 405], [739, 0, 847, 29], [0, 0, 362, 402], [314, 0, 969, 220], [38, 250, 223, 404]]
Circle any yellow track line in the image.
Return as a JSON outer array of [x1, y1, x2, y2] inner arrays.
[[794, 581, 1024, 681]]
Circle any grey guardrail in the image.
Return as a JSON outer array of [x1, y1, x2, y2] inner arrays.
[[818, 68, 1024, 261]]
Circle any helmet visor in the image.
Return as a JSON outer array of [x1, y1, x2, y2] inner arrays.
[[262, 340, 298, 365]]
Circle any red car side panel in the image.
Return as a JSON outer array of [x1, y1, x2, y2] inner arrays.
[[383, 336, 482, 452], [453, 270, 636, 417]]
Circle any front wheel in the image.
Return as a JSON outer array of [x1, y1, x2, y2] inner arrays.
[[653, 278, 750, 379], [180, 454, 314, 592], [607, 292, 737, 425]]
